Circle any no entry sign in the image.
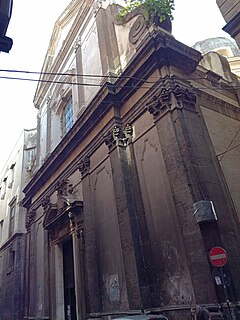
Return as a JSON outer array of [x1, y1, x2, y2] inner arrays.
[[209, 246, 228, 267]]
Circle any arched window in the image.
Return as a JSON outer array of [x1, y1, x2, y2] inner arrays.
[[62, 98, 74, 135]]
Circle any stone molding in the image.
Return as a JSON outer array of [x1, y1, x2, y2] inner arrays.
[[198, 91, 240, 121]]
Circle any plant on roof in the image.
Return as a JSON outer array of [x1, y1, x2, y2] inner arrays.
[[116, 0, 175, 24]]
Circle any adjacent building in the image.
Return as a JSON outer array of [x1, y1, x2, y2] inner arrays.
[[0, 128, 37, 320], [193, 36, 240, 77], [216, 0, 240, 49]]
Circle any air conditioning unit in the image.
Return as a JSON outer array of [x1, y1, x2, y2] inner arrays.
[[193, 200, 218, 223]]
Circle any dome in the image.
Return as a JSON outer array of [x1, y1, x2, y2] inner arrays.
[[192, 37, 240, 58]]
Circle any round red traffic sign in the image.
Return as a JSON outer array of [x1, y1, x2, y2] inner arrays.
[[209, 246, 228, 267]]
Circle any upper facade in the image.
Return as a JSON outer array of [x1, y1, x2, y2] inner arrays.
[[33, 0, 165, 170]]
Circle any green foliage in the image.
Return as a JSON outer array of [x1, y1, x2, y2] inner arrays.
[[116, 0, 175, 23]]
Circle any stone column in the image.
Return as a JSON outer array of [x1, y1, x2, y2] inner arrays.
[[79, 156, 101, 314], [104, 124, 151, 309]]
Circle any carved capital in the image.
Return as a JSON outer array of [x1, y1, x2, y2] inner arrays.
[[172, 85, 197, 110], [46, 91, 52, 104], [93, 0, 102, 16], [147, 78, 197, 119], [55, 179, 69, 196], [25, 209, 36, 231], [79, 156, 91, 177], [74, 35, 81, 52], [104, 124, 133, 151], [147, 89, 171, 118], [41, 195, 51, 212]]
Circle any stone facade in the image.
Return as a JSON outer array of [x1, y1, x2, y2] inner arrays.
[[0, 128, 37, 320], [19, 1, 240, 320]]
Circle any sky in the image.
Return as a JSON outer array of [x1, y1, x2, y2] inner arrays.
[[0, 0, 231, 170]]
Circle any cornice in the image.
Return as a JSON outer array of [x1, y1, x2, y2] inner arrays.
[[197, 90, 240, 120], [0, 233, 25, 252]]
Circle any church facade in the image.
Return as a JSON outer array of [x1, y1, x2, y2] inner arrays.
[[21, 1, 240, 320]]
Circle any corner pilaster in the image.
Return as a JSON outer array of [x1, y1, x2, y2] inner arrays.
[[147, 76, 217, 303], [147, 75, 240, 302]]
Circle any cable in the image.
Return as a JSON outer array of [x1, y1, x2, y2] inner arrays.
[[0, 74, 239, 92], [0, 75, 153, 89], [0, 68, 239, 84], [217, 126, 240, 162], [0, 68, 156, 84], [217, 142, 240, 158]]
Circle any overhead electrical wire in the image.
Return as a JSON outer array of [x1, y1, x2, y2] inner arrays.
[[0, 68, 239, 88], [0, 74, 239, 92], [217, 126, 240, 161], [0, 68, 155, 84], [0, 70, 238, 168]]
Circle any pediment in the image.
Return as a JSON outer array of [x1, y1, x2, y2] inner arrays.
[[43, 200, 83, 230], [42, 203, 58, 229], [42, 0, 80, 73]]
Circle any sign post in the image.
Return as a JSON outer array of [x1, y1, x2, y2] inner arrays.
[[209, 247, 232, 320]]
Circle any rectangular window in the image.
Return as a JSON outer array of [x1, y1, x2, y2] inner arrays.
[[26, 148, 36, 163], [9, 199, 16, 238], [0, 177, 7, 199], [8, 163, 15, 188], [62, 99, 73, 135], [7, 247, 15, 274]]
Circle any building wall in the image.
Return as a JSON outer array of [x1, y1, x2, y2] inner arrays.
[[22, 2, 240, 320], [0, 128, 37, 320], [217, 0, 240, 48]]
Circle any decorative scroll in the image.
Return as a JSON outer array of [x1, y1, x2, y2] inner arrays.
[[129, 15, 147, 44]]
